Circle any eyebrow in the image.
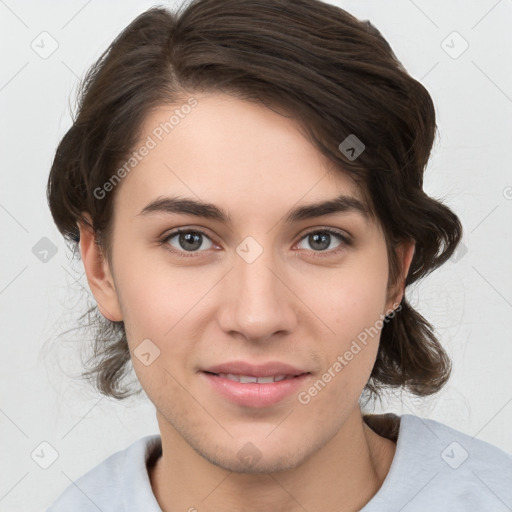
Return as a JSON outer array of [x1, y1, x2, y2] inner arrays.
[[137, 194, 370, 223]]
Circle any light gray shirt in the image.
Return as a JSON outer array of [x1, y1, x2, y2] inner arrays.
[[46, 414, 512, 511]]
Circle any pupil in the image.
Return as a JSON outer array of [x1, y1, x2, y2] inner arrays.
[[310, 233, 329, 251], [180, 232, 201, 251]]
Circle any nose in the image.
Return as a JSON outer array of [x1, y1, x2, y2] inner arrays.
[[217, 246, 298, 342]]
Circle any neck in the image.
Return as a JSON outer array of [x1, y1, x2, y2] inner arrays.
[[149, 408, 397, 512]]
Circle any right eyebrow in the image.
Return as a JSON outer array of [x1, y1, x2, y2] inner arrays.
[[137, 196, 230, 222]]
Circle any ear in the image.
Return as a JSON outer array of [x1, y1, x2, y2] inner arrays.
[[386, 240, 415, 311], [77, 213, 123, 322]]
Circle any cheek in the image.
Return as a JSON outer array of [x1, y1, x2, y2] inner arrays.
[[114, 249, 202, 337], [112, 254, 212, 395], [305, 251, 389, 386], [310, 254, 389, 334]]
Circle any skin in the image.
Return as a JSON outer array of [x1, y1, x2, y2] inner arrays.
[[79, 92, 415, 512]]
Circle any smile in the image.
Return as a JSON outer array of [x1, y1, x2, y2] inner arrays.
[[213, 373, 297, 383]]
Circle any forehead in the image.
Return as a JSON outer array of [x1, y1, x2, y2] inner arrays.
[[114, 92, 369, 219]]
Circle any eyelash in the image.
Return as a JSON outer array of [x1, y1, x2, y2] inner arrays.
[[158, 227, 352, 259]]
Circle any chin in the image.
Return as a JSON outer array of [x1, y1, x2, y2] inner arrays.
[[196, 442, 312, 474]]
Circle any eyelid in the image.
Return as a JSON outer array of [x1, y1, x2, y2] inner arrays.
[[298, 226, 351, 242]]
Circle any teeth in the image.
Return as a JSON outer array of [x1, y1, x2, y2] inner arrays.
[[238, 375, 258, 383], [255, 376, 275, 384], [217, 373, 292, 383]]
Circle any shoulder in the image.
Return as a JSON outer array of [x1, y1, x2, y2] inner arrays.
[[363, 414, 512, 511], [402, 414, 512, 473], [46, 435, 162, 512]]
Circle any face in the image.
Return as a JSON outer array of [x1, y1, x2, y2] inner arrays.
[[87, 92, 406, 473]]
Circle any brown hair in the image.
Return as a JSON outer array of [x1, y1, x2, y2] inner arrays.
[[47, 0, 462, 400]]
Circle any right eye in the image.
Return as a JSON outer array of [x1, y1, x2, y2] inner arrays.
[[159, 228, 216, 257]]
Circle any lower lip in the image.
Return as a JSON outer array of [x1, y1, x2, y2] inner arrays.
[[201, 372, 310, 408]]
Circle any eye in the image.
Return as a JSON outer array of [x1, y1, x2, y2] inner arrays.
[[159, 227, 351, 259], [296, 229, 351, 256], [160, 229, 215, 257]]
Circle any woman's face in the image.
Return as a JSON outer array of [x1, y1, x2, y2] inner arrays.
[[89, 92, 407, 473]]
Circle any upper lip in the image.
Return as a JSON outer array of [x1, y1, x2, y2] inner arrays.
[[202, 361, 309, 377]]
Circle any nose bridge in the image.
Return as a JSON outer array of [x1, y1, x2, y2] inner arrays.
[[220, 239, 296, 340], [238, 247, 278, 300]]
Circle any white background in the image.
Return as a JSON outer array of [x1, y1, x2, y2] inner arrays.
[[0, 0, 511, 510]]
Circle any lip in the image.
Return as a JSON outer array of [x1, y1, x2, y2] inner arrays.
[[200, 360, 311, 408], [202, 361, 307, 377]]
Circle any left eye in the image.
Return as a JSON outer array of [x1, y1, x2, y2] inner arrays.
[[296, 230, 348, 253]]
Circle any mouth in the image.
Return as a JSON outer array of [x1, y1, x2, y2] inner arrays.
[[203, 372, 305, 384], [199, 362, 311, 407]]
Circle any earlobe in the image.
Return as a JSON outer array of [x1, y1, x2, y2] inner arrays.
[[77, 214, 123, 322]]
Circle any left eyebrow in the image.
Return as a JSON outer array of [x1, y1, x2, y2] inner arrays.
[[284, 194, 370, 223], [137, 193, 370, 223]]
